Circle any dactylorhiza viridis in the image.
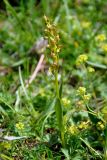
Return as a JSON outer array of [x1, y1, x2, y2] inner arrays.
[[44, 15, 65, 147]]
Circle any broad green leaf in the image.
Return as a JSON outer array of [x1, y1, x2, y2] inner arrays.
[[59, 74, 63, 98], [87, 61, 107, 69], [54, 98, 63, 131], [61, 148, 70, 160], [40, 98, 56, 136]]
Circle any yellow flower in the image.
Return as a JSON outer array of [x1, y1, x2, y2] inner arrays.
[[81, 21, 91, 28], [97, 121, 105, 130], [76, 100, 84, 107], [77, 87, 86, 96], [74, 41, 79, 48], [16, 122, 24, 130], [101, 44, 107, 52], [87, 67, 95, 73], [83, 94, 91, 101], [77, 87, 91, 102], [96, 34, 106, 42], [78, 121, 89, 130], [76, 54, 88, 66], [1, 142, 11, 150], [62, 98, 70, 107], [69, 125, 78, 134]]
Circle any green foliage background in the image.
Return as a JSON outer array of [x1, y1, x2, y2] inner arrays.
[[1, 0, 107, 159]]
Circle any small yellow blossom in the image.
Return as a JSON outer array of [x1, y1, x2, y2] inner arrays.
[[81, 21, 91, 28], [62, 98, 70, 107], [1, 142, 11, 150], [77, 87, 91, 102], [68, 125, 78, 134], [16, 122, 24, 130], [77, 87, 86, 96], [78, 121, 89, 130], [101, 44, 107, 52], [87, 67, 95, 73], [76, 100, 84, 107], [74, 41, 79, 48], [76, 54, 88, 66], [83, 94, 91, 101], [97, 121, 105, 130], [96, 34, 106, 42]]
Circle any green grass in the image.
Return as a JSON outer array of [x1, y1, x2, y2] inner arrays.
[[1, 0, 107, 159]]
